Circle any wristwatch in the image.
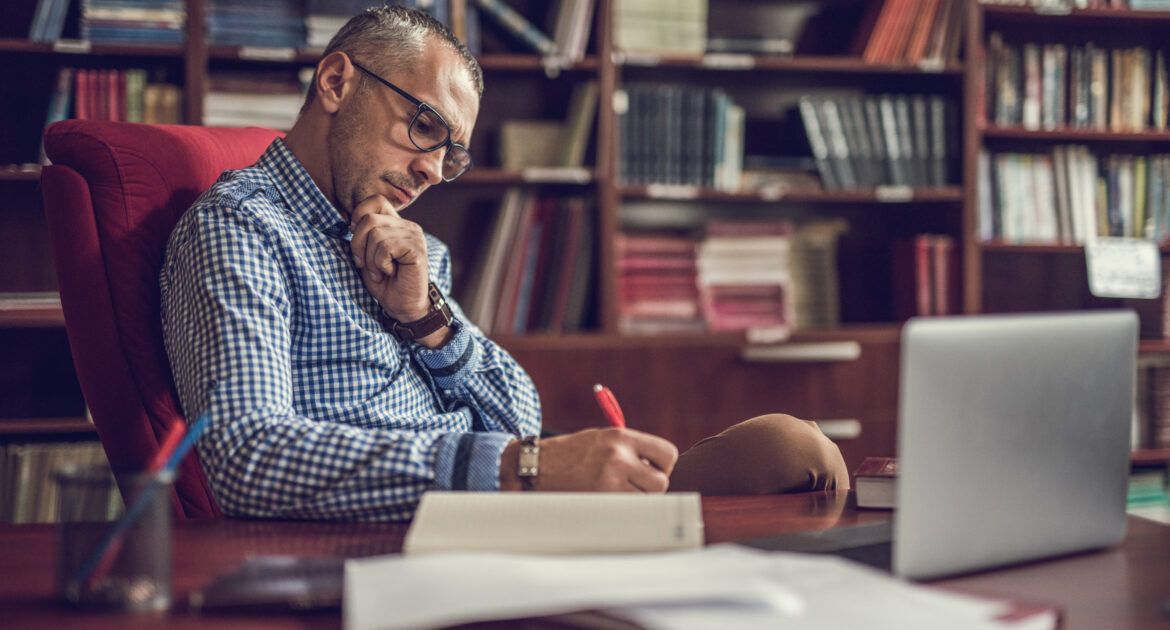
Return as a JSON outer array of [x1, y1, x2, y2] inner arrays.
[[384, 282, 455, 342], [517, 435, 540, 491]]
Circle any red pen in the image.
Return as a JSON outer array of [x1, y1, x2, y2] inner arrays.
[[592, 383, 626, 428]]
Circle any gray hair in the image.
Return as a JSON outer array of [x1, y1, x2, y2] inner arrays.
[[301, 5, 483, 113]]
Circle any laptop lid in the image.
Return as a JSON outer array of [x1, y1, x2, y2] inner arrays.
[[894, 311, 1136, 579]]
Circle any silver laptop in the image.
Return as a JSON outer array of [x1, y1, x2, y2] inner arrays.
[[746, 311, 1136, 580], [895, 311, 1136, 578]]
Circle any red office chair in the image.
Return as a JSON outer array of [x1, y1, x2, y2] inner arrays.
[[40, 120, 282, 518]]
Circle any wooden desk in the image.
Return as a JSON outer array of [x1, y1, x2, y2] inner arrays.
[[0, 492, 1167, 629]]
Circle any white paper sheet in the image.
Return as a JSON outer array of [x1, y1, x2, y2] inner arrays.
[[344, 545, 1046, 630]]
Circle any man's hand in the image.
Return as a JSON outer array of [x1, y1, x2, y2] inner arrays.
[[500, 428, 679, 493], [349, 194, 431, 322]]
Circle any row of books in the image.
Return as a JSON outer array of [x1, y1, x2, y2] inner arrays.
[[981, 0, 1170, 9], [617, 84, 745, 190], [497, 81, 597, 170], [797, 94, 958, 191], [1135, 367, 1170, 450], [892, 234, 960, 320], [978, 147, 1170, 243], [462, 190, 594, 336], [613, 0, 706, 56], [985, 36, 1170, 132], [82, 0, 185, 45], [0, 440, 120, 524], [859, 0, 964, 66], [617, 220, 848, 336], [203, 68, 312, 130], [39, 67, 182, 162], [208, 0, 302, 48]]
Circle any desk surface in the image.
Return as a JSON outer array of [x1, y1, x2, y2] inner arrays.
[[0, 492, 1167, 629]]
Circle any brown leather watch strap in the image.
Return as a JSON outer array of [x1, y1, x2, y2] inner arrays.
[[385, 283, 454, 342]]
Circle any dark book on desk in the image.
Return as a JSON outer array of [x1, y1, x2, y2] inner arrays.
[[854, 456, 898, 509]]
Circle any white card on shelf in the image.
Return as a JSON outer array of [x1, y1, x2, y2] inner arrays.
[[1085, 237, 1162, 299]]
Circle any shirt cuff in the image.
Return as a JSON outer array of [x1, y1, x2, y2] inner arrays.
[[433, 432, 514, 491], [412, 319, 480, 389]]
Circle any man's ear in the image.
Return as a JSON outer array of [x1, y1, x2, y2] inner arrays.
[[314, 51, 358, 114]]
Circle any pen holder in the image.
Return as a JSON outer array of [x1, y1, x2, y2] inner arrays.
[[54, 464, 173, 611]]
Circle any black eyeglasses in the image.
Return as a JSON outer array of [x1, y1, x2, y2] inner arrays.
[[352, 61, 473, 182]]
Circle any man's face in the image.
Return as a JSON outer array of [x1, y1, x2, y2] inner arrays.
[[326, 43, 479, 219]]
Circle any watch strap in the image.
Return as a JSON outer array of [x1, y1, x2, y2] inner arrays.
[[385, 282, 454, 342], [517, 435, 540, 491]]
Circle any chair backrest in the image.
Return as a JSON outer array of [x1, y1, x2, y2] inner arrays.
[[41, 120, 282, 518]]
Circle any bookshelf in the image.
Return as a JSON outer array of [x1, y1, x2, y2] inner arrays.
[[2, 0, 1163, 487]]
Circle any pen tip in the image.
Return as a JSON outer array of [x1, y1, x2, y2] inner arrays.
[[592, 383, 603, 392]]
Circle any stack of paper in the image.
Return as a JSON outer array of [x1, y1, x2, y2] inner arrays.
[[345, 545, 1054, 630]]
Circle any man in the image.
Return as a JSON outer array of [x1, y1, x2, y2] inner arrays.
[[162, 6, 846, 521]]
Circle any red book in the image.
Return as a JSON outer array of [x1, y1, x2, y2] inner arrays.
[[854, 457, 898, 509], [892, 236, 933, 320], [74, 69, 88, 120]]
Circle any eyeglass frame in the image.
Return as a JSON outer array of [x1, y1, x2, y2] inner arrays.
[[350, 60, 474, 182]]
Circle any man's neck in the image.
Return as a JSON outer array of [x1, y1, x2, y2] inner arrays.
[[283, 122, 346, 221]]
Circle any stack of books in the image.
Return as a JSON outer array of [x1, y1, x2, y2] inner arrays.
[[986, 35, 1169, 132], [463, 190, 595, 335], [207, 0, 305, 48], [979, 147, 1170, 243], [613, 0, 706, 56], [796, 94, 956, 191], [618, 84, 744, 190], [80, 0, 186, 45], [892, 233, 959, 319], [789, 220, 849, 328], [859, 0, 963, 66], [304, 0, 371, 48], [203, 69, 311, 129], [697, 221, 793, 334], [616, 233, 703, 335]]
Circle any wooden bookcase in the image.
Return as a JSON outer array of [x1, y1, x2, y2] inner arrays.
[[0, 0, 1163, 474]]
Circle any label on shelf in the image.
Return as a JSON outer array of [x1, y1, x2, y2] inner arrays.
[[644, 184, 700, 200], [53, 39, 91, 54], [612, 90, 629, 115], [613, 51, 661, 66], [1032, 3, 1072, 15], [875, 185, 914, 202], [1085, 237, 1162, 299], [700, 54, 755, 70], [238, 47, 296, 61], [917, 59, 946, 73], [520, 167, 592, 183]]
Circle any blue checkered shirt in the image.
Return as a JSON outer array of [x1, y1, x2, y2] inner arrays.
[[161, 139, 542, 521]]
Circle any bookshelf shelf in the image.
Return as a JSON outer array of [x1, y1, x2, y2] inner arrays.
[[457, 168, 595, 185], [0, 165, 41, 182], [205, 48, 600, 72], [616, 53, 963, 76], [1131, 448, 1170, 466], [0, 302, 64, 328], [978, 241, 1085, 254], [0, 38, 183, 58], [981, 126, 1170, 143], [982, 4, 1170, 24], [0, 417, 94, 435], [494, 324, 903, 352], [1140, 339, 1170, 354], [618, 186, 963, 204]]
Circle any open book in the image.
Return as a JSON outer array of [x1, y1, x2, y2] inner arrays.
[[403, 492, 704, 555]]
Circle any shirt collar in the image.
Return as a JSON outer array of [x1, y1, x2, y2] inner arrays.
[[259, 138, 350, 239]]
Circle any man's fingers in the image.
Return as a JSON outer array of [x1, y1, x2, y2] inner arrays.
[[625, 430, 680, 477], [626, 459, 671, 493]]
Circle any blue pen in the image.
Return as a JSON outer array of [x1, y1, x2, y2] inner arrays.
[[72, 412, 211, 588]]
